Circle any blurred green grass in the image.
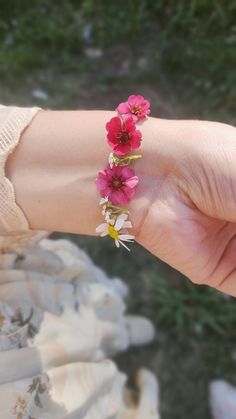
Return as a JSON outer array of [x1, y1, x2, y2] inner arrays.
[[0, 0, 235, 121]]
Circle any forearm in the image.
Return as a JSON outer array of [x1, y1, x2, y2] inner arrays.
[[5, 110, 116, 234], [4, 109, 186, 236]]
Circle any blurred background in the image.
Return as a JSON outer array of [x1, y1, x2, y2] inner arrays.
[[0, 1, 236, 418]]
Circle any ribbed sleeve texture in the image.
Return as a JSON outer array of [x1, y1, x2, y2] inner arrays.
[[0, 105, 41, 235]]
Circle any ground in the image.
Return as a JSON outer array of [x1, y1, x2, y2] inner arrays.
[[1, 39, 236, 418]]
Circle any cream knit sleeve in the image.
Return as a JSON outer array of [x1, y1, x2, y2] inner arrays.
[[0, 105, 41, 235]]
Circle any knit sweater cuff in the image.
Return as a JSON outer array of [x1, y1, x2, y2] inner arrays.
[[0, 105, 41, 234]]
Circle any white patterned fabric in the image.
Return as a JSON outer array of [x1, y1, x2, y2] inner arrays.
[[209, 380, 236, 419], [0, 105, 160, 418]]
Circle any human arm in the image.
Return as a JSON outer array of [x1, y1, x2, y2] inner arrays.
[[5, 109, 236, 296]]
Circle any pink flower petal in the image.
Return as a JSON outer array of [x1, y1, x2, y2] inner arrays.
[[130, 131, 142, 148], [132, 114, 139, 122], [123, 186, 136, 199], [121, 167, 135, 179], [95, 178, 108, 189], [104, 164, 113, 176], [117, 102, 130, 114], [124, 175, 139, 189], [107, 136, 119, 148], [136, 95, 144, 101], [106, 116, 122, 132], [109, 164, 123, 177], [102, 186, 112, 196], [131, 140, 141, 149], [128, 95, 138, 106], [97, 169, 108, 179], [111, 189, 129, 205], [113, 143, 131, 155], [142, 101, 150, 110], [124, 116, 136, 132], [127, 114, 138, 122]]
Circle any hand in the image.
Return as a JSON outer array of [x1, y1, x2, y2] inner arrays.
[[132, 118, 236, 297]]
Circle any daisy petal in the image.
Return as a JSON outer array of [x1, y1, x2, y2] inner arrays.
[[122, 221, 132, 229], [96, 223, 108, 233], [119, 234, 135, 240], [114, 213, 128, 230], [119, 240, 131, 251], [100, 231, 108, 237]]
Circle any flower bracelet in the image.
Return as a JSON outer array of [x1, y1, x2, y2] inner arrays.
[[95, 94, 151, 251]]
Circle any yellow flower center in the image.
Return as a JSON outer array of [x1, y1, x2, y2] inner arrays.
[[130, 104, 141, 115], [108, 225, 119, 240]]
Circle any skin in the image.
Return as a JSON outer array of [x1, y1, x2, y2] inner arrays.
[[5, 110, 236, 296]]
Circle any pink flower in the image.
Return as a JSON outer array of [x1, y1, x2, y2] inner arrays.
[[106, 116, 142, 155], [95, 164, 139, 205], [117, 94, 151, 122]]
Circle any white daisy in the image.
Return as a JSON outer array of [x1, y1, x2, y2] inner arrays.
[[96, 213, 134, 251]]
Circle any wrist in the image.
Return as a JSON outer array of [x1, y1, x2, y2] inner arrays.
[[129, 117, 186, 237]]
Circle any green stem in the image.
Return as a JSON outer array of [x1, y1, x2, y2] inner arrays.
[[112, 154, 142, 166]]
